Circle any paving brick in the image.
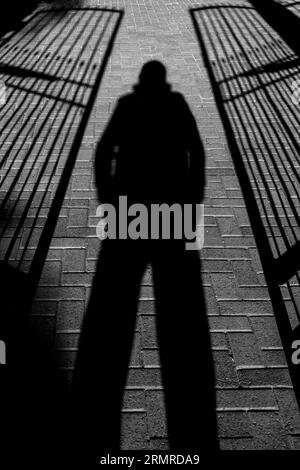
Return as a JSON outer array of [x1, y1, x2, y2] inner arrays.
[[53, 218, 68, 237], [250, 316, 283, 348], [202, 247, 250, 259], [211, 332, 228, 349], [204, 286, 220, 314], [145, 390, 168, 438], [62, 249, 86, 272], [238, 367, 292, 387], [68, 208, 89, 227], [87, 237, 100, 259], [61, 272, 93, 285], [221, 176, 240, 190], [217, 411, 252, 438], [217, 388, 277, 410], [211, 273, 241, 299], [139, 315, 157, 349], [274, 389, 300, 434], [228, 332, 264, 367], [217, 216, 242, 237], [223, 235, 257, 248], [248, 412, 291, 450], [57, 300, 85, 330], [261, 349, 287, 367], [35, 286, 85, 301], [202, 259, 232, 272], [121, 412, 148, 450], [239, 286, 271, 299], [231, 259, 260, 286], [233, 207, 251, 227], [203, 226, 224, 247], [143, 349, 160, 367], [126, 368, 162, 388], [140, 286, 154, 298], [123, 389, 146, 411], [39, 261, 61, 286], [71, 175, 91, 191], [139, 299, 156, 315], [219, 300, 274, 315], [209, 316, 251, 335], [54, 332, 79, 350], [214, 350, 239, 387]]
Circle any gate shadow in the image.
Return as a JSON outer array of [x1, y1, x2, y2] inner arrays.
[[0, 5, 123, 460], [190, 1, 300, 406]]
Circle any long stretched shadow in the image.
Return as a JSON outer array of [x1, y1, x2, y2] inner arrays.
[[0, 5, 123, 460], [71, 61, 218, 455], [190, 1, 300, 406]]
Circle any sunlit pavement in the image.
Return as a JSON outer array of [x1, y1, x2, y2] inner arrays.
[[1, 0, 300, 450]]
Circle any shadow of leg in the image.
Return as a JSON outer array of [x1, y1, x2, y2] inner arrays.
[[71, 240, 146, 457], [153, 243, 218, 451]]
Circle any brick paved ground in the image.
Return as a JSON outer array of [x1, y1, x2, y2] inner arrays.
[[1, 0, 300, 451]]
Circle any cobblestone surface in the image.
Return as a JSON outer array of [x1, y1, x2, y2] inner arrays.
[[1, 0, 300, 450]]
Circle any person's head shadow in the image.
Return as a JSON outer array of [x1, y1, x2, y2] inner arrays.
[[133, 60, 170, 95], [70, 61, 218, 455]]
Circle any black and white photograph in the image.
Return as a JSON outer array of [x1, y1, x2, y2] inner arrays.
[[0, 0, 300, 464]]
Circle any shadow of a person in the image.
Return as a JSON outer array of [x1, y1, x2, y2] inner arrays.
[[72, 61, 218, 454]]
